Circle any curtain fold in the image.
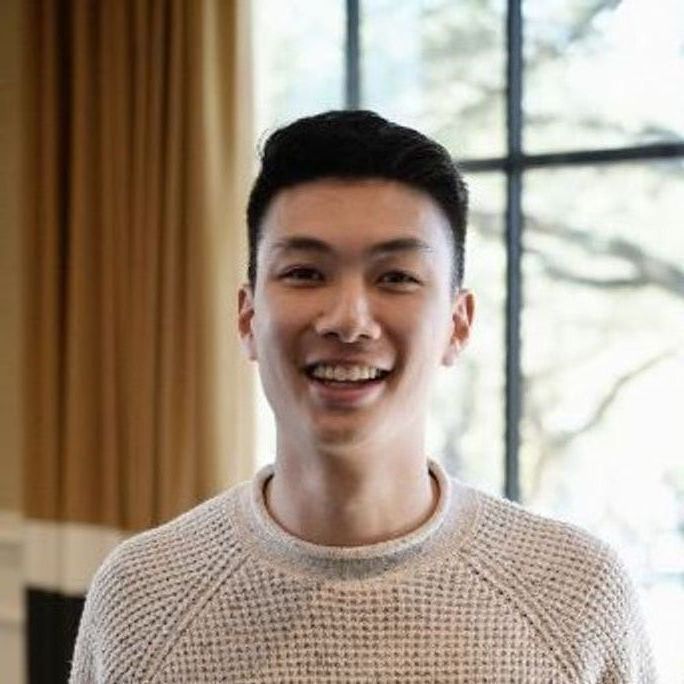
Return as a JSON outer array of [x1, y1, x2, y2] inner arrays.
[[21, 1, 254, 680]]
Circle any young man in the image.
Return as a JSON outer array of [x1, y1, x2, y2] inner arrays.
[[70, 111, 656, 682]]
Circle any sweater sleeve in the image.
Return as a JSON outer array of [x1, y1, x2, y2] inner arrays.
[[466, 491, 660, 683], [69, 585, 98, 683], [67, 492, 240, 683], [67, 537, 154, 683], [66, 534, 171, 683], [68, 544, 125, 684], [591, 547, 658, 683]]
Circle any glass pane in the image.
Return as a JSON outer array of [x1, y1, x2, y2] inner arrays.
[[254, 0, 345, 138], [521, 162, 684, 681], [428, 173, 506, 496], [362, 0, 506, 158], [524, 0, 684, 153]]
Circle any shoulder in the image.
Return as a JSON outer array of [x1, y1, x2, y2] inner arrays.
[[461, 485, 655, 680], [73, 484, 250, 681], [464, 485, 635, 616], [466, 487, 617, 595], [94, 486, 243, 597]]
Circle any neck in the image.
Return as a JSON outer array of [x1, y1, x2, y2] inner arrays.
[[264, 448, 439, 547]]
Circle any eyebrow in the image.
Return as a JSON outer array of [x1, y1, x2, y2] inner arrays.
[[270, 235, 434, 257]]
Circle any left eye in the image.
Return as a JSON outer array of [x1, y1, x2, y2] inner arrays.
[[379, 271, 420, 285]]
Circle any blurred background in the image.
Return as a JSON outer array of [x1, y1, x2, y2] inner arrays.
[[1, 0, 682, 682]]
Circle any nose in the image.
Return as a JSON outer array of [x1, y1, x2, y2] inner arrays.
[[314, 279, 381, 343]]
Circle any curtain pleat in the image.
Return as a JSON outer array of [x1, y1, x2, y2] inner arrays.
[[21, 2, 255, 681]]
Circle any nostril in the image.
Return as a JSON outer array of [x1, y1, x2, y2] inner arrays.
[[313, 304, 380, 342]]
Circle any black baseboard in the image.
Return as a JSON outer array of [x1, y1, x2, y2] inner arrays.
[[26, 588, 85, 684]]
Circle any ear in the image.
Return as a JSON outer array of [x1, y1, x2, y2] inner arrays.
[[237, 284, 258, 361], [442, 289, 475, 367]]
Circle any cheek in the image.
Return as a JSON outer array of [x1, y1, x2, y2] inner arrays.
[[253, 304, 305, 372], [254, 315, 287, 359], [402, 305, 451, 368]]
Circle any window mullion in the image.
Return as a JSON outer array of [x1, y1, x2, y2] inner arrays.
[[504, 0, 523, 502], [345, 0, 361, 108]]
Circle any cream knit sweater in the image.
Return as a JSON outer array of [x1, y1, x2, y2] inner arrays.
[[69, 459, 656, 683]]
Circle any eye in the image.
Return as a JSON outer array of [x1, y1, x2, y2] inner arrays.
[[379, 271, 421, 287], [281, 267, 324, 283]]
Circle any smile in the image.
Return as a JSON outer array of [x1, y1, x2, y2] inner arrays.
[[303, 363, 392, 407], [307, 363, 391, 383]]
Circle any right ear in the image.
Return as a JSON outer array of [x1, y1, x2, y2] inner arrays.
[[237, 284, 258, 361]]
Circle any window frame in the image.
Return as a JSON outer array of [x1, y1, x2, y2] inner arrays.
[[344, 0, 684, 501]]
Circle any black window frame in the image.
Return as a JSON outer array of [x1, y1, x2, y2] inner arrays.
[[344, 0, 684, 502]]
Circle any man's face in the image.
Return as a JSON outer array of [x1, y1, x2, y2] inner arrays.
[[238, 179, 474, 450]]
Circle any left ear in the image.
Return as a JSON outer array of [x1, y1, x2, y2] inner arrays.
[[442, 289, 475, 366]]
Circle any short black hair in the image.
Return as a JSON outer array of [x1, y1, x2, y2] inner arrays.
[[246, 110, 468, 291]]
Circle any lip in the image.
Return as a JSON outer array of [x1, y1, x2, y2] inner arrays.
[[305, 373, 388, 408]]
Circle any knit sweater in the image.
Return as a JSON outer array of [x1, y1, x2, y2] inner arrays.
[[69, 459, 656, 683]]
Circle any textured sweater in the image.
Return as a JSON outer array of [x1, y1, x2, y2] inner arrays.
[[69, 459, 656, 683]]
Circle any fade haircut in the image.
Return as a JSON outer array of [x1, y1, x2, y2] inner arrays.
[[246, 110, 468, 291]]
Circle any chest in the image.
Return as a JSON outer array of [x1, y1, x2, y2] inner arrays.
[[150, 574, 565, 682]]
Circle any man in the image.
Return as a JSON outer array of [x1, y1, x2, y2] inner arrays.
[[70, 111, 656, 682]]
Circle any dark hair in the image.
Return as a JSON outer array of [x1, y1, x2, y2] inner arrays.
[[246, 110, 468, 290]]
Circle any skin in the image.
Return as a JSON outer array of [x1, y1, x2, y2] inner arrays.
[[238, 178, 475, 547]]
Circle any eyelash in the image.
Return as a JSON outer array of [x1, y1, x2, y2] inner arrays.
[[280, 268, 421, 287], [281, 267, 324, 282], [380, 271, 420, 285]]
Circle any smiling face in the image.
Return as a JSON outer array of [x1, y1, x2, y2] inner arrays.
[[238, 178, 474, 454]]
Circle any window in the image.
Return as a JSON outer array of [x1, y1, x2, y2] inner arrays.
[[253, 2, 684, 678]]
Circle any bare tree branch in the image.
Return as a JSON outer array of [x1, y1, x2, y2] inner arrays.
[[526, 338, 614, 382], [552, 348, 680, 448], [471, 210, 684, 299], [525, 246, 649, 289], [523, 349, 679, 499]]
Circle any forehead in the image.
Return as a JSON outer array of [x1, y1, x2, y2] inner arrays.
[[259, 179, 452, 256]]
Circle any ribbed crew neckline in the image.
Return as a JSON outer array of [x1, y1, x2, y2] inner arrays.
[[235, 458, 481, 581]]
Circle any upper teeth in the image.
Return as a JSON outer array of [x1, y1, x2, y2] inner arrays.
[[311, 364, 385, 381]]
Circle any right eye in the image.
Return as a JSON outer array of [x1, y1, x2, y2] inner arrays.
[[281, 267, 324, 282]]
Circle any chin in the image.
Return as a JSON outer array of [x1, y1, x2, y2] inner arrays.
[[314, 424, 363, 445], [311, 421, 396, 451], [309, 418, 376, 450]]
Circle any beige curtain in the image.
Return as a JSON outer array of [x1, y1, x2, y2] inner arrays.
[[21, 1, 254, 679]]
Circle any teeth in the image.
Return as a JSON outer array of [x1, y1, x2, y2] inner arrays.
[[311, 364, 386, 382]]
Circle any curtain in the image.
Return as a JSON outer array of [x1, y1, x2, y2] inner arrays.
[[21, 1, 254, 681]]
